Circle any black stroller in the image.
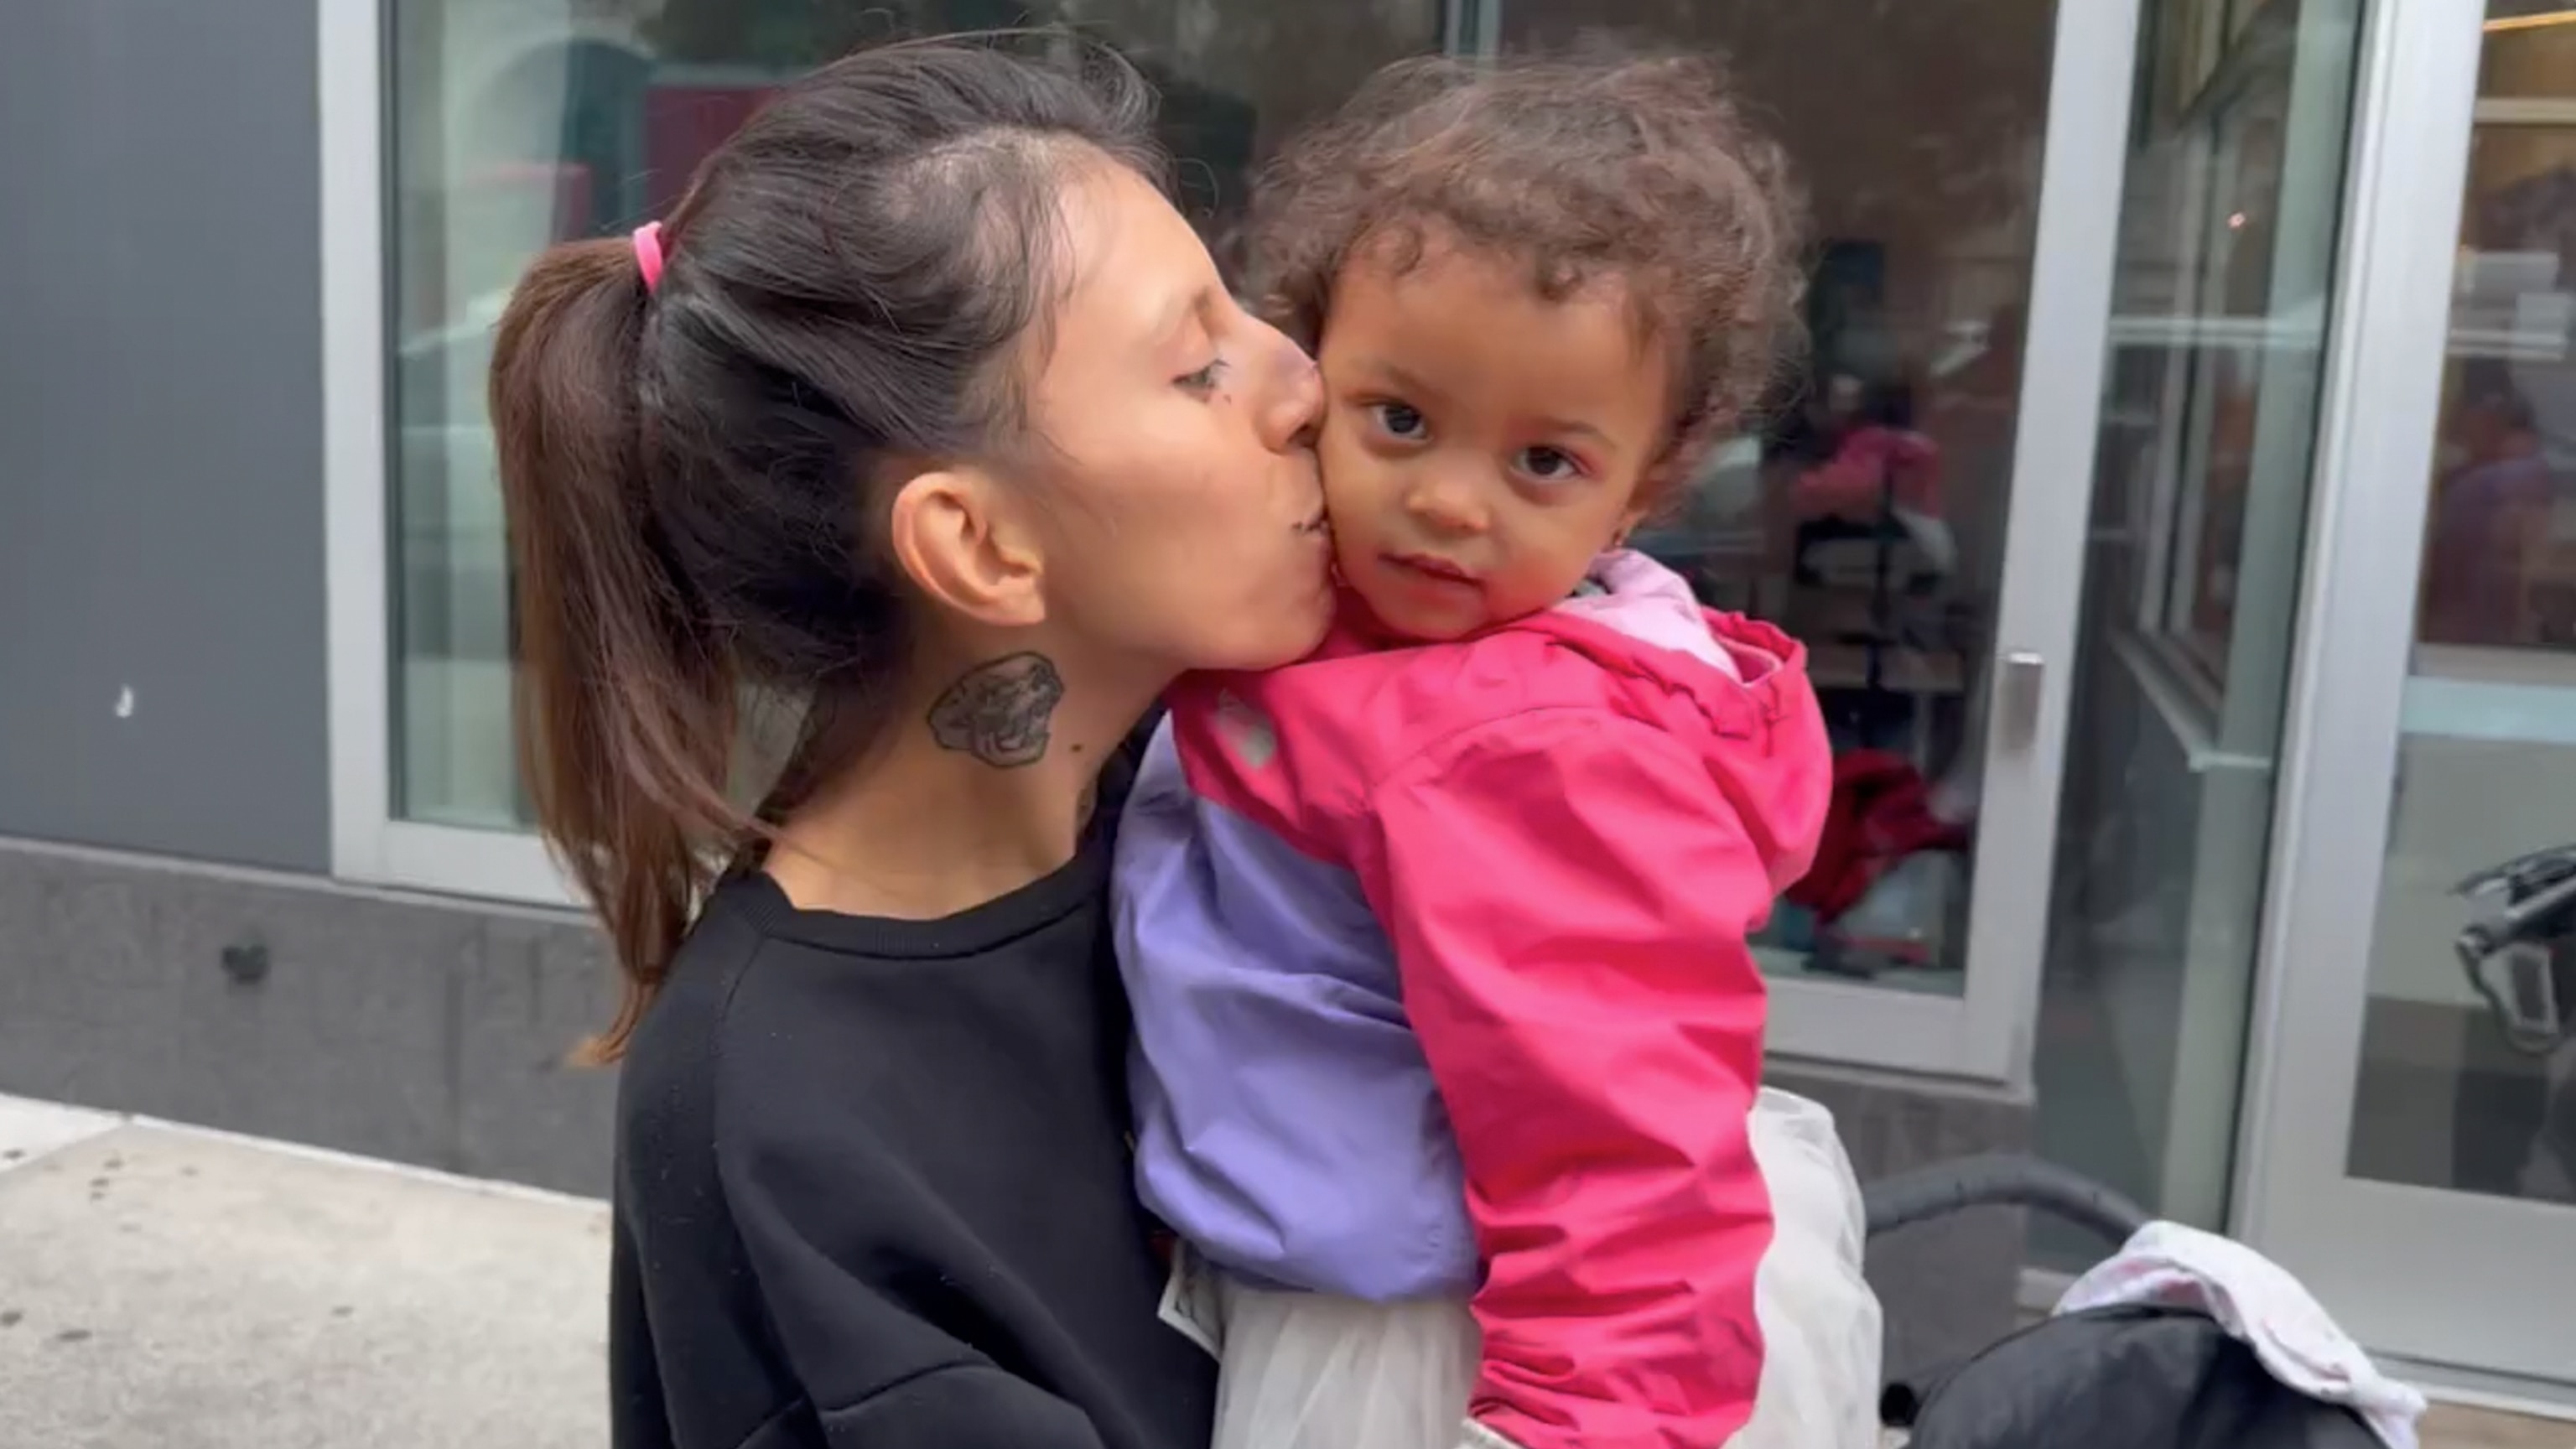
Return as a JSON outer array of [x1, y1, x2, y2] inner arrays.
[[1859, 1156, 2383, 1448], [1852, 839, 2576, 1446]]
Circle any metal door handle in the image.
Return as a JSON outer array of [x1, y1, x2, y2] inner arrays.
[[1998, 650, 2045, 750]]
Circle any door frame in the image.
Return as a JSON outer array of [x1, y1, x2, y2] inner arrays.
[[1763, 0, 2147, 1081], [1303, 0, 2153, 1084], [2234, 0, 2576, 1388], [1438, 0, 2148, 1081]]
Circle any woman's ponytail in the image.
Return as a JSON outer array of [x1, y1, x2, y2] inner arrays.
[[489, 238, 745, 1063]]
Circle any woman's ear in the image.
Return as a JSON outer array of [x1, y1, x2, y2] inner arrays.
[[886, 466, 1049, 630]]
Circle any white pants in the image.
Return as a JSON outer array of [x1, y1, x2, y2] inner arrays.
[[1208, 1088, 1885, 1449]]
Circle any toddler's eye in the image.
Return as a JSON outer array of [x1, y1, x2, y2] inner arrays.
[[1371, 402, 1429, 441], [1176, 357, 1228, 395], [1519, 446, 1583, 482]]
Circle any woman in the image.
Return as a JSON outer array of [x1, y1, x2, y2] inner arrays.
[[487, 37, 1334, 1449]]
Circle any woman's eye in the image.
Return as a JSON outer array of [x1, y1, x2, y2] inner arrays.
[[1519, 446, 1583, 482], [1371, 402, 1428, 440], [1176, 357, 1228, 395]]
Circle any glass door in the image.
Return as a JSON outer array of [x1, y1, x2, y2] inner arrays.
[[2033, 0, 2371, 1259], [1493, 0, 2143, 1078], [2244, 0, 2576, 1387]]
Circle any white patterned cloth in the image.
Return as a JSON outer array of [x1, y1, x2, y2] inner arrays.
[[2056, 1222, 2426, 1449]]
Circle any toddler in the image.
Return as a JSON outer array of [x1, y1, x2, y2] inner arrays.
[[1116, 49, 1879, 1449]]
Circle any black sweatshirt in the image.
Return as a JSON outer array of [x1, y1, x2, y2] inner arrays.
[[606, 816, 1218, 1448]]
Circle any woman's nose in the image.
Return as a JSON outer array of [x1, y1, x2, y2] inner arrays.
[[1256, 340, 1324, 454]]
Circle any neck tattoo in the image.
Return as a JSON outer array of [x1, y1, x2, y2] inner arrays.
[[927, 652, 1065, 769]]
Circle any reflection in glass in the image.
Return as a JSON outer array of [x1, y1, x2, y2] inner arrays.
[[2030, 0, 2361, 1253], [387, 0, 1440, 829], [2159, 100, 2285, 677], [1503, 0, 2064, 995], [2418, 125, 2576, 653], [2348, 1, 2576, 1209], [2355, 735, 2576, 1203]]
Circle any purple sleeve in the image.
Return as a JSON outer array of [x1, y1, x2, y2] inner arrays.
[[1111, 719, 1476, 1302]]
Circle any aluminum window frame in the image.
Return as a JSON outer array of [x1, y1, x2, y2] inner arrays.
[[321, 0, 2149, 1083]]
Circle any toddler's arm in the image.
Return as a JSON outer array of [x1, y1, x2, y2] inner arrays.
[[1366, 709, 1778, 1449]]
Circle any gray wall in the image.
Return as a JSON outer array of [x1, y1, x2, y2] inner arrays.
[[0, 0, 331, 873], [0, 840, 619, 1197]]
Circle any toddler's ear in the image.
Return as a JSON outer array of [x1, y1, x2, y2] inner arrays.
[[1612, 499, 1653, 548]]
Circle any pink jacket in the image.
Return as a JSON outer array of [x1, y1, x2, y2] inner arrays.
[[1117, 552, 1835, 1448]]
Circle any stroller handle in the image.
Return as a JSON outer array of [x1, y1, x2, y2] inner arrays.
[[1862, 1152, 2150, 1246]]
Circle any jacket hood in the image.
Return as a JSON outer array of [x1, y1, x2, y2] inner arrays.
[[1513, 549, 1831, 891]]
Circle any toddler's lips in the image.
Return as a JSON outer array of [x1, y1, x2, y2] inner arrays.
[[1387, 552, 1478, 587]]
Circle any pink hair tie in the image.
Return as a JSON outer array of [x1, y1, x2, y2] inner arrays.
[[631, 221, 667, 293]]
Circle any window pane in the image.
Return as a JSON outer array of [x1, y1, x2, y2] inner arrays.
[[1499, 0, 2064, 995], [2030, 0, 2363, 1253], [387, 0, 1441, 830], [2154, 97, 2291, 680], [2419, 125, 2576, 654], [2345, 1, 2576, 1208], [2480, 3, 2576, 102]]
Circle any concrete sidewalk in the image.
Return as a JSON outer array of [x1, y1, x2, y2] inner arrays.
[[0, 1095, 606, 1449], [7, 1096, 2570, 1449]]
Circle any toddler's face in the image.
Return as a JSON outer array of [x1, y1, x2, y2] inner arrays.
[[1313, 228, 1673, 641]]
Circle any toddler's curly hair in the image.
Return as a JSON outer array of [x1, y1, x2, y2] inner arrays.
[[1247, 46, 1808, 491]]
